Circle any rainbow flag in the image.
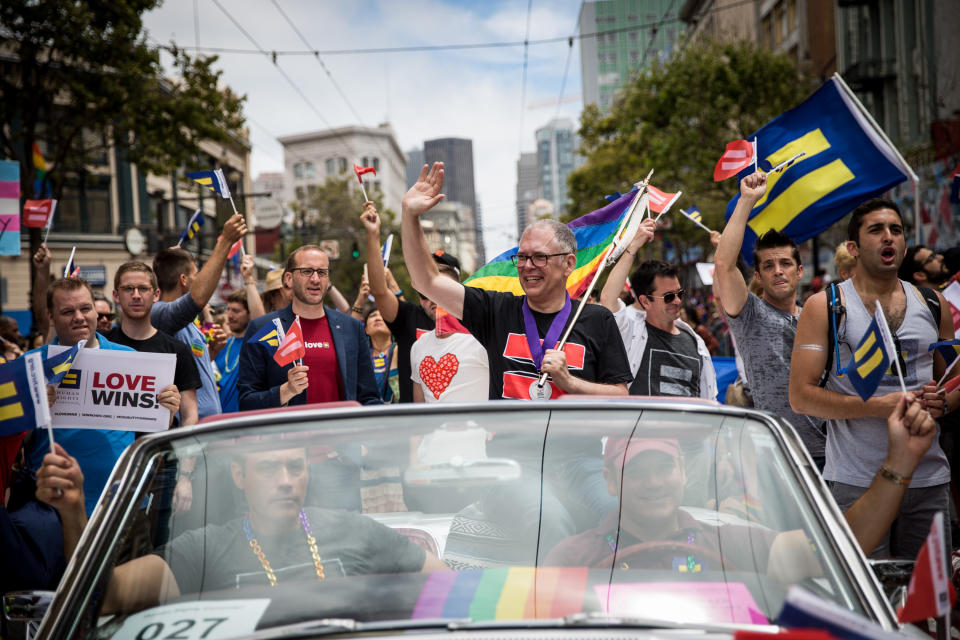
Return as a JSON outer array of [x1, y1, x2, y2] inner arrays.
[[32, 142, 52, 198], [411, 568, 588, 620], [464, 191, 640, 298]]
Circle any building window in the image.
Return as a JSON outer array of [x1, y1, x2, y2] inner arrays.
[[337, 157, 347, 173], [304, 162, 315, 179], [295, 186, 305, 200], [372, 157, 380, 172], [628, 30, 638, 42], [294, 162, 304, 179], [608, 51, 618, 64], [307, 184, 317, 196], [627, 13, 638, 22], [787, 0, 796, 31], [629, 49, 640, 62], [326, 158, 335, 174]]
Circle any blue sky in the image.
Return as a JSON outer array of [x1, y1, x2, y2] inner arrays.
[[144, 0, 587, 255]]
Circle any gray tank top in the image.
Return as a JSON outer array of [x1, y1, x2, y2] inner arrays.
[[823, 278, 949, 488]]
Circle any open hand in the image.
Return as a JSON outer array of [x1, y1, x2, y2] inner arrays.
[[402, 163, 445, 217]]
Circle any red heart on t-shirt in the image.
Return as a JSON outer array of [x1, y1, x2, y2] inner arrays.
[[419, 353, 460, 399]]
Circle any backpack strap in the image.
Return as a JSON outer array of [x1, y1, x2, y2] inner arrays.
[[819, 282, 845, 388], [914, 285, 942, 331]]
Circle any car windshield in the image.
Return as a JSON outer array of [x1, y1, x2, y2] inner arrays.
[[77, 405, 869, 638]]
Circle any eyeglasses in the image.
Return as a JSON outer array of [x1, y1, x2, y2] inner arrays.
[[291, 267, 329, 278], [646, 289, 686, 304], [97, 313, 113, 320], [510, 253, 568, 267], [253, 459, 307, 478], [921, 252, 940, 266], [117, 285, 154, 295]]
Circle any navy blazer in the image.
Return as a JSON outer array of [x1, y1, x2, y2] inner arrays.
[[237, 305, 381, 409]]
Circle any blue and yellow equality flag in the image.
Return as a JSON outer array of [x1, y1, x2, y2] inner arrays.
[[725, 75, 912, 265], [43, 340, 83, 386], [0, 352, 52, 436], [929, 339, 960, 364], [247, 322, 280, 354], [845, 309, 892, 402], [177, 209, 205, 246], [185, 169, 231, 199]]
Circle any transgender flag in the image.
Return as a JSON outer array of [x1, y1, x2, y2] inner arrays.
[[465, 189, 641, 299], [0, 160, 20, 256]]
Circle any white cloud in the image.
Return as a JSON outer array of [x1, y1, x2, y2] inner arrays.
[[144, 0, 585, 257]]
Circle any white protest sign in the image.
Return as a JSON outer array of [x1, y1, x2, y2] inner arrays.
[[696, 262, 715, 286], [46, 347, 175, 432], [113, 599, 270, 640], [943, 281, 960, 339]]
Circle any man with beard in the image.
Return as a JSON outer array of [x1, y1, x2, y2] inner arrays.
[[714, 172, 827, 469], [899, 245, 950, 288], [237, 245, 379, 408], [790, 198, 959, 559]]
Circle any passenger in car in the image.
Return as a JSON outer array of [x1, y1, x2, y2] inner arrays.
[[545, 395, 937, 578], [36, 445, 448, 614]]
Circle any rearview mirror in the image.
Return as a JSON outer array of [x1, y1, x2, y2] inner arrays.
[[404, 457, 522, 487], [3, 590, 54, 623], [869, 559, 913, 612]]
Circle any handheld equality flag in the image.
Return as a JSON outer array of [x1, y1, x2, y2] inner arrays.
[[0, 352, 52, 437], [725, 75, 913, 265], [177, 210, 205, 246]]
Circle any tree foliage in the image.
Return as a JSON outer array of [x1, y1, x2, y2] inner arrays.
[[567, 39, 815, 260], [0, 0, 246, 199], [281, 176, 412, 301]]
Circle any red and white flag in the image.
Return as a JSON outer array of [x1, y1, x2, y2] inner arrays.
[[646, 184, 681, 215], [713, 139, 756, 181], [898, 511, 956, 623], [354, 163, 376, 183], [23, 199, 57, 228], [274, 317, 306, 367]]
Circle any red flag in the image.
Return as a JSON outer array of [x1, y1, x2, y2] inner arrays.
[[713, 139, 756, 181], [945, 375, 960, 395], [898, 512, 956, 623], [216, 234, 243, 259], [70, 266, 80, 278], [22, 199, 56, 228], [646, 184, 681, 214], [274, 317, 306, 367], [435, 306, 470, 337], [354, 163, 376, 183]]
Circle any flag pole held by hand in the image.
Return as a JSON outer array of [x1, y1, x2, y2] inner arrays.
[[536, 169, 655, 390]]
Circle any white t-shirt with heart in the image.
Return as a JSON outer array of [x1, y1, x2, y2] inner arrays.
[[410, 331, 489, 402]]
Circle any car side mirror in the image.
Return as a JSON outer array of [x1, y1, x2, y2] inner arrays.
[[869, 559, 913, 611], [3, 590, 55, 623]]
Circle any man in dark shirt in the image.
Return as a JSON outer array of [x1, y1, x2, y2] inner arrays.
[[108, 262, 202, 427]]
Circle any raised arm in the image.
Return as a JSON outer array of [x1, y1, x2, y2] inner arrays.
[[361, 201, 399, 322], [788, 291, 905, 419], [401, 163, 466, 318], [599, 218, 657, 313], [713, 172, 766, 317], [32, 243, 51, 339], [189, 213, 248, 309], [240, 255, 266, 320]]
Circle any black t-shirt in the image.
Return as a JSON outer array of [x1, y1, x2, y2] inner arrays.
[[106, 327, 203, 395], [630, 324, 701, 396], [460, 288, 632, 400], [156, 507, 427, 593], [385, 300, 434, 403]]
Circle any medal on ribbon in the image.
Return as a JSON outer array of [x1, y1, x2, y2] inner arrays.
[[521, 295, 572, 400]]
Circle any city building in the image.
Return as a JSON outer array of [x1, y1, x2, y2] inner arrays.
[[679, 0, 759, 45], [278, 123, 407, 212], [579, 0, 686, 111], [251, 172, 286, 257], [515, 152, 539, 238], [423, 137, 484, 263], [536, 118, 581, 217], [405, 147, 424, 188], [420, 200, 478, 275], [758, 0, 836, 80]]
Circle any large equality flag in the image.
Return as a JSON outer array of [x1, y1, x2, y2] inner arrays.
[[0, 352, 51, 437], [464, 189, 641, 298], [725, 74, 912, 265]]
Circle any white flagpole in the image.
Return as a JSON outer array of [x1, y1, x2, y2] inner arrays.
[[936, 352, 960, 388], [358, 180, 369, 203], [680, 209, 713, 234], [536, 170, 655, 390], [653, 191, 682, 223], [41, 200, 57, 244], [63, 246, 76, 278], [875, 300, 908, 396], [752, 137, 758, 173]]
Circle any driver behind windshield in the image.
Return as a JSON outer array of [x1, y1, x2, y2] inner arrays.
[[37, 445, 448, 614]]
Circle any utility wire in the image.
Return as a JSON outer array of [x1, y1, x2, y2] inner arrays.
[[517, 0, 534, 153]]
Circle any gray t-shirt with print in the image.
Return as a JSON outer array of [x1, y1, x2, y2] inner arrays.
[[726, 292, 825, 457]]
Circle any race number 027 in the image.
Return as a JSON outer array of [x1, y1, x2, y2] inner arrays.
[[134, 617, 227, 640]]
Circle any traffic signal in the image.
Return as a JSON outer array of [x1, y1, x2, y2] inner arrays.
[[351, 241, 360, 260]]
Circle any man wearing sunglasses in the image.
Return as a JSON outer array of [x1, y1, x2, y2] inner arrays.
[[238, 244, 379, 409], [599, 221, 717, 400]]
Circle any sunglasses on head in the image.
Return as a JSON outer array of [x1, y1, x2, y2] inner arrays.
[[646, 289, 686, 304]]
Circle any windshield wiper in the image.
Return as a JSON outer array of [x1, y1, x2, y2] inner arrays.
[[242, 617, 472, 639], [561, 612, 771, 634]]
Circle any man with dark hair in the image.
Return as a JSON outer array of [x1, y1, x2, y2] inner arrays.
[[714, 172, 826, 467], [107, 262, 201, 427], [151, 214, 247, 419], [25, 277, 181, 516], [401, 163, 631, 401], [899, 245, 950, 287], [215, 288, 253, 413], [600, 221, 717, 400], [361, 200, 461, 402], [92, 293, 114, 333], [238, 244, 380, 408], [789, 197, 958, 559]]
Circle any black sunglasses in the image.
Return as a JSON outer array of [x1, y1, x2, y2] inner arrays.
[[646, 289, 686, 304]]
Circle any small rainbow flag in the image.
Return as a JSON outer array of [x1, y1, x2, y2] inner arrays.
[[411, 568, 588, 621], [464, 191, 640, 298]]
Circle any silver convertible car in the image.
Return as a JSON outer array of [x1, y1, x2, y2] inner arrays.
[[7, 399, 925, 638]]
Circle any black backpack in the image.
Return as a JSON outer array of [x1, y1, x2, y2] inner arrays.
[[818, 281, 942, 387]]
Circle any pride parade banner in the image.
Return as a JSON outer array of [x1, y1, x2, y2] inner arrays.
[[46, 347, 175, 432]]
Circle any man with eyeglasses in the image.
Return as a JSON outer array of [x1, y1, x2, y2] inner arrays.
[[93, 293, 114, 333], [899, 245, 951, 289], [238, 245, 379, 409], [402, 163, 631, 401], [107, 262, 201, 428], [151, 214, 248, 420], [599, 221, 716, 400]]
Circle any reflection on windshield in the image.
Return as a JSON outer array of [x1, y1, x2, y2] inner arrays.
[[90, 409, 861, 636]]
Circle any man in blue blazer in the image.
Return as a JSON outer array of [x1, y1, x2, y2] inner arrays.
[[238, 245, 381, 410]]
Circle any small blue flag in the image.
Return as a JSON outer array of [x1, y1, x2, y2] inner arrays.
[[178, 209, 205, 245], [247, 322, 280, 353], [186, 169, 231, 199], [929, 339, 960, 365], [845, 314, 892, 402], [685, 205, 703, 224], [43, 341, 82, 386], [0, 352, 51, 436]]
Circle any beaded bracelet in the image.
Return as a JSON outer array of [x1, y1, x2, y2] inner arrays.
[[878, 465, 911, 487]]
